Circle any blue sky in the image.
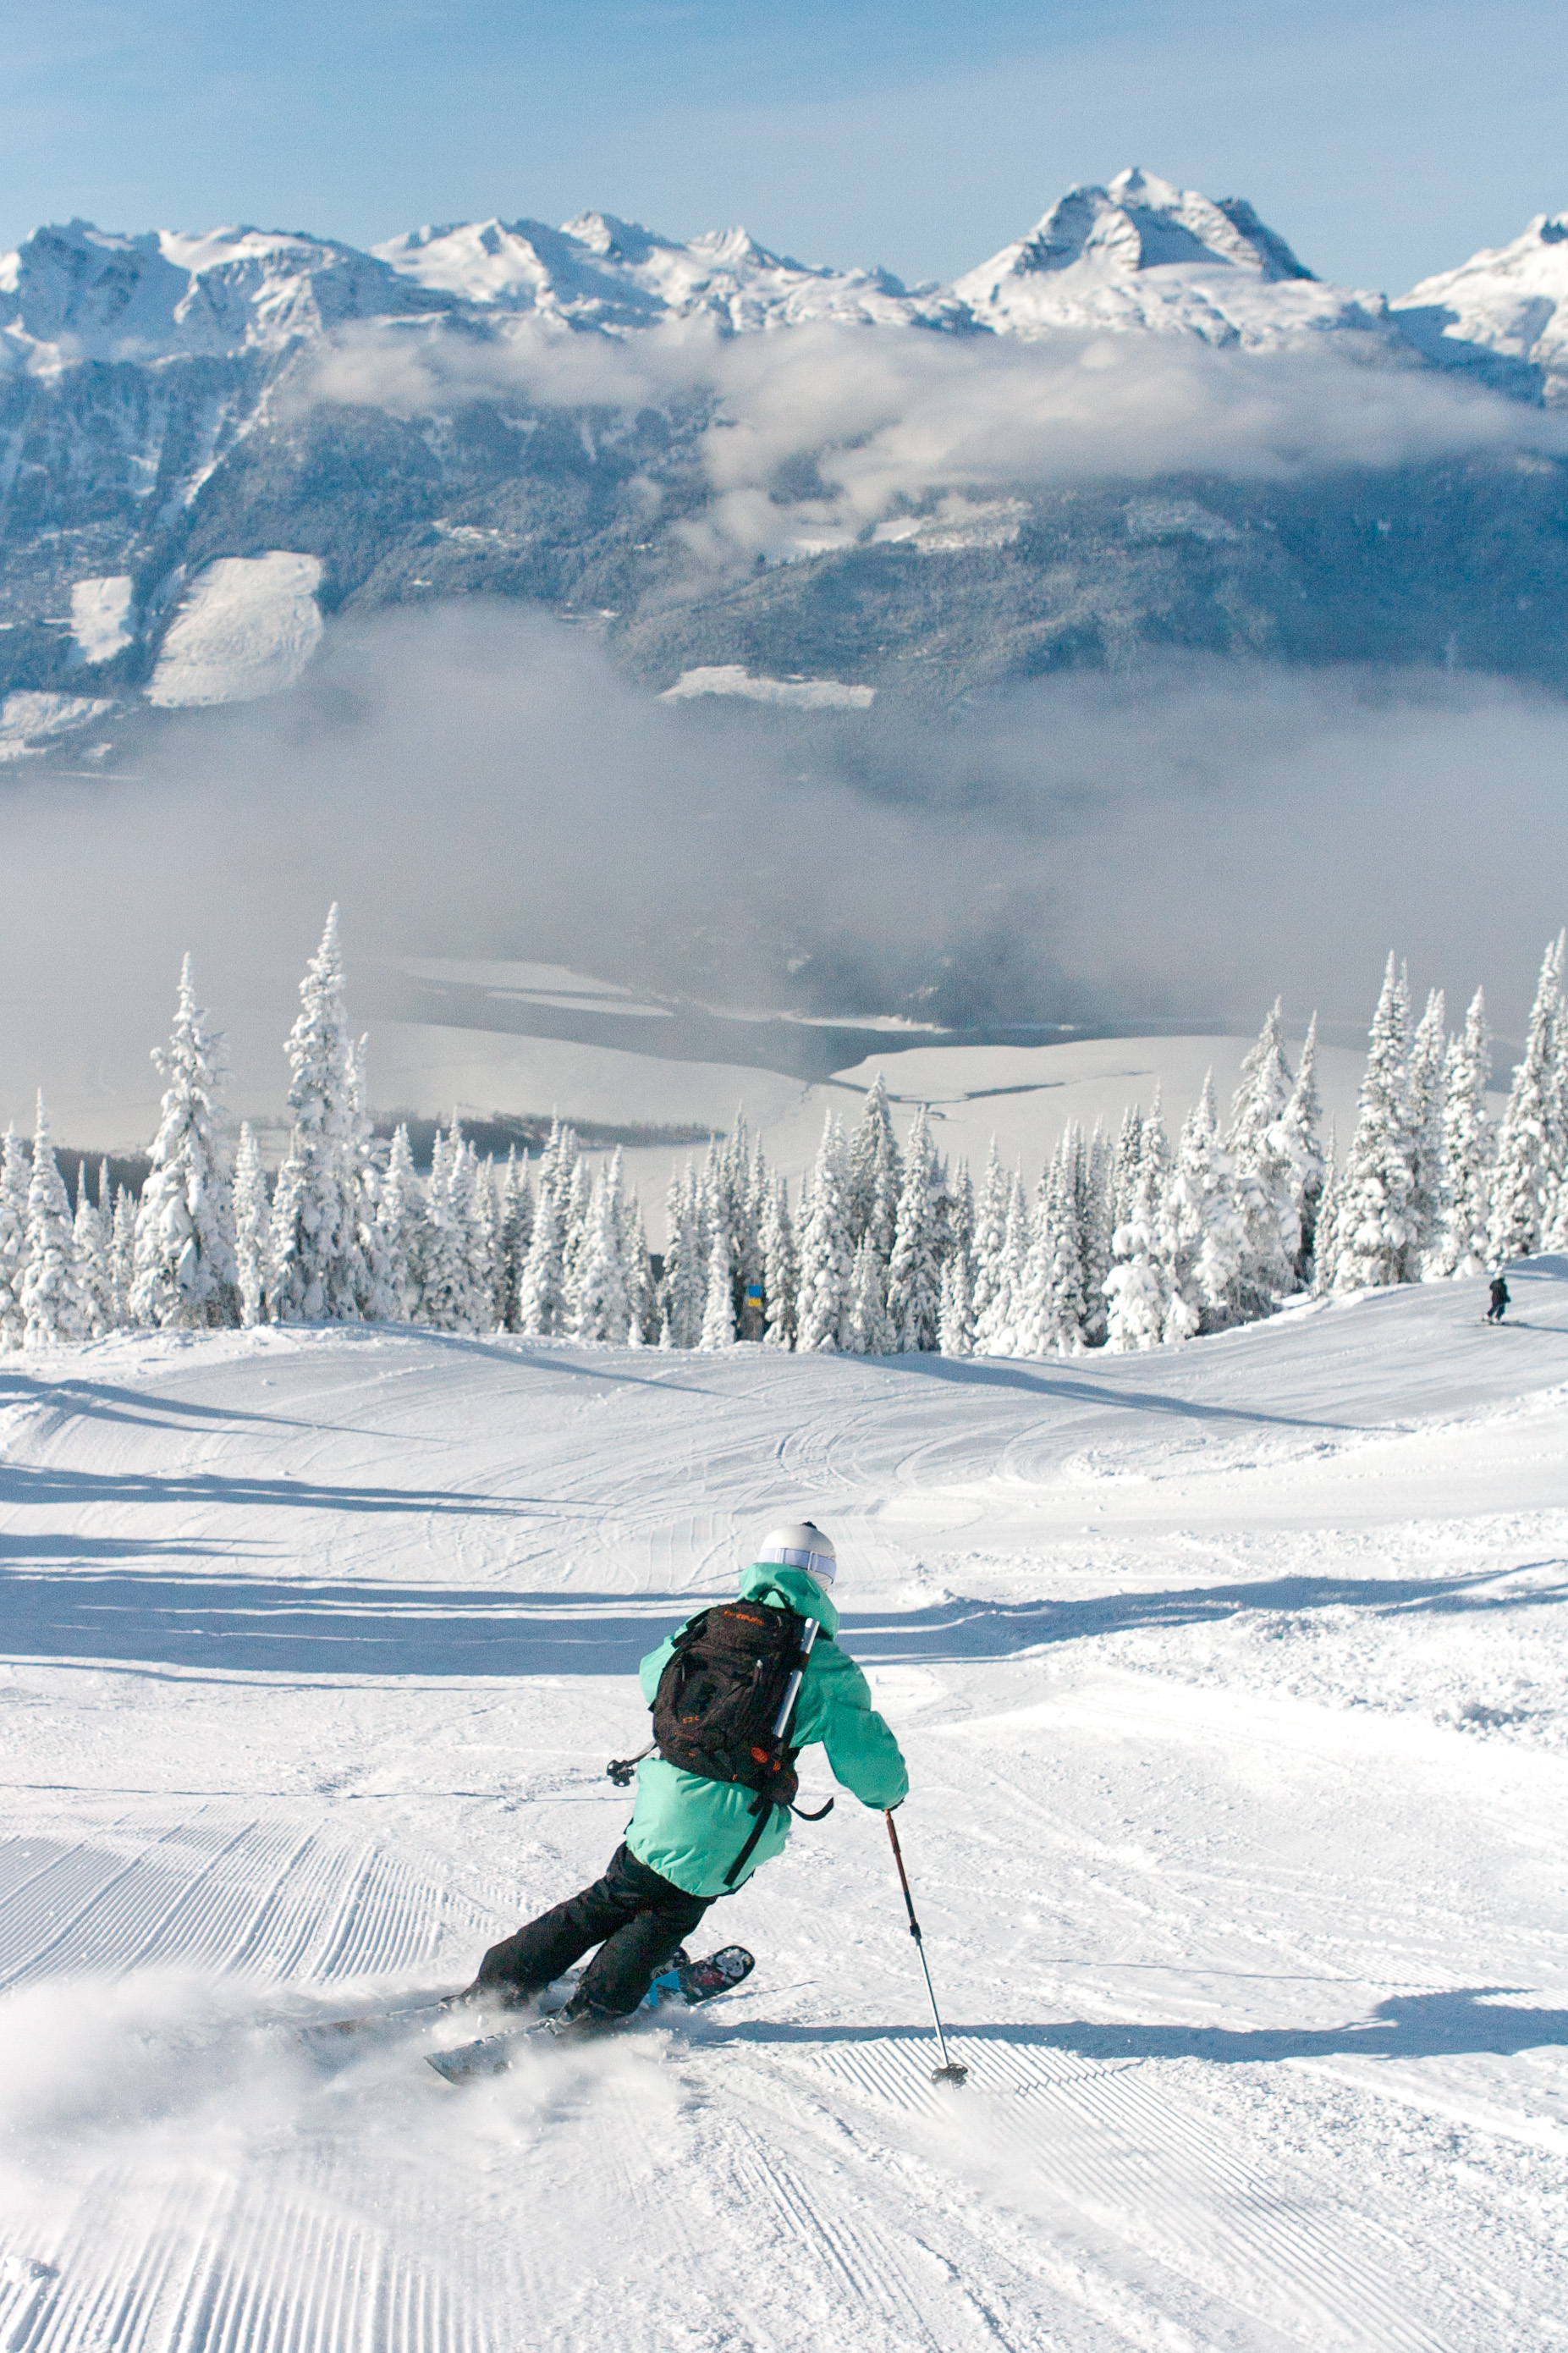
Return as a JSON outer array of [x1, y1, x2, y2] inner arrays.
[[4, 2, 1565, 293]]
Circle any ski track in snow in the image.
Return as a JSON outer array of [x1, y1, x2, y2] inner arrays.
[[2, 1265, 1567, 2348]]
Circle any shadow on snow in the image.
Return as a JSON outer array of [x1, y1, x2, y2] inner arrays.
[[2, 1564, 1561, 1679], [720, 1985, 1568, 2065]]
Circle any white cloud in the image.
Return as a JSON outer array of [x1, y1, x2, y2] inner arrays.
[[300, 312, 1568, 576]]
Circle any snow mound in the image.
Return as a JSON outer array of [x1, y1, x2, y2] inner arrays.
[[146, 553, 324, 708], [68, 576, 134, 664], [0, 689, 116, 759], [1393, 212, 1568, 403], [659, 664, 875, 708], [954, 167, 1400, 352]]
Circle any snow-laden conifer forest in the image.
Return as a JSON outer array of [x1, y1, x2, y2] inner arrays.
[[8, 910, 1565, 1360]]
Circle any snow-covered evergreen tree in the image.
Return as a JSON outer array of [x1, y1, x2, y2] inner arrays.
[[267, 906, 365, 1323], [848, 1073, 902, 1270], [760, 1173, 797, 1349], [1427, 989, 1493, 1278], [129, 956, 239, 1330], [1110, 1105, 1142, 1240], [796, 1115, 854, 1353], [1227, 1001, 1297, 1317], [938, 1245, 973, 1357], [968, 1142, 1009, 1347], [699, 1198, 734, 1350], [558, 1150, 593, 1317], [1312, 1121, 1341, 1297], [22, 1098, 91, 1347], [662, 1166, 705, 1347], [622, 1194, 657, 1343], [372, 1123, 423, 1320], [575, 1162, 633, 1342], [1336, 953, 1418, 1292], [887, 1105, 940, 1353], [1275, 1013, 1326, 1287], [110, 1186, 135, 1325], [1041, 1128, 1091, 1354], [465, 1147, 504, 1331], [1079, 1121, 1113, 1347], [73, 1165, 113, 1337], [986, 1171, 1031, 1357], [1010, 1169, 1054, 1360], [1161, 1075, 1245, 1341], [415, 1128, 469, 1331], [946, 1160, 975, 1271], [345, 1038, 395, 1324], [517, 1175, 567, 1336], [1103, 1135, 1170, 1353], [844, 1236, 894, 1354], [1488, 933, 1564, 1266], [0, 1126, 30, 1349], [233, 1123, 272, 1328], [498, 1150, 533, 1332], [1406, 988, 1448, 1276]]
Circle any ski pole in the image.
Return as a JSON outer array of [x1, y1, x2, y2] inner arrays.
[[773, 1617, 820, 1739], [884, 1810, 967, 2086]]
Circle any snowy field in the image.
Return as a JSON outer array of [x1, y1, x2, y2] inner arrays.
[[1, 1262, 1565, 2350]]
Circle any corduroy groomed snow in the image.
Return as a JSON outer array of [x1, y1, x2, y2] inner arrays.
[[756, 1522, 838, 1590]]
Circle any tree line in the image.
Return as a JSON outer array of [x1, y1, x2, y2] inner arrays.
[[1, 912, 1563, 1354]]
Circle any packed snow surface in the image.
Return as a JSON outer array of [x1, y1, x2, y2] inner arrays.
[[2, 1261, 1565, 2349], [146, 553, 325, 708]]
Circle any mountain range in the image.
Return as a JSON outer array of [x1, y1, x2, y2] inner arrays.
[[3, 168, 1568, 743]]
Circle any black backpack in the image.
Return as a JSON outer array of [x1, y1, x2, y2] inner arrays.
[[652, 1598, 812, 1809]]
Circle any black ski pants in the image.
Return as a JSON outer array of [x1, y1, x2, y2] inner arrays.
[[474, 1843, 711, 2018]]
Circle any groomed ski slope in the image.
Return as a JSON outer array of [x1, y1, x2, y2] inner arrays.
[[1, 1265, 1565, 2353]]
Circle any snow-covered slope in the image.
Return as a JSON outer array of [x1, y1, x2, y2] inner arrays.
[[146, 552, 324, 707], [1, 1264, 1565, 2350], [1393, 212, 1568, 403], [954, 168, 1400, 350]]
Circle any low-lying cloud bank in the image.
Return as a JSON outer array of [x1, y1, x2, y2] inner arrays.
[[2, 605, 1565, 1141], [304, 317, 1568, 570]]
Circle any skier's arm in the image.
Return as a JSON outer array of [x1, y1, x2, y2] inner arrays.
[[801, 1645, 909, 1809]]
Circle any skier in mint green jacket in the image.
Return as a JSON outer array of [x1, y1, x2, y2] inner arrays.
[[464, 1522, 907, 2035]]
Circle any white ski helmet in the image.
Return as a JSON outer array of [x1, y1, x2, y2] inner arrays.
[[756, 1521, 838, 1591]]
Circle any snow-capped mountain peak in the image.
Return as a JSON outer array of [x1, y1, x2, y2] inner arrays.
[[375, 210, 955, 334], [0, 216, 448, 372], [1392, 212, 1568, 402], [558, 212, 677, 266], [951, 168, 1400, 351]]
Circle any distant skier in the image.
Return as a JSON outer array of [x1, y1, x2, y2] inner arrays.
[[458, 1521, 908, 2036], [1486, 1272, 1510, 1323]]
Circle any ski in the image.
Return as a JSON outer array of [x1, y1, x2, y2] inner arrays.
[[426, 1946, 755, 2086], [302, 1987, 470, 2042], [652, 1943, 755, 2007]]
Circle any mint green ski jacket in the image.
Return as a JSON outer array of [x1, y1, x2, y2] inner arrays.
[[624, 1562, 909, 1898]]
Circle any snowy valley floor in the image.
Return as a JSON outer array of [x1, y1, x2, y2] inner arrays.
[[2, 1265, 1566, 2351]]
